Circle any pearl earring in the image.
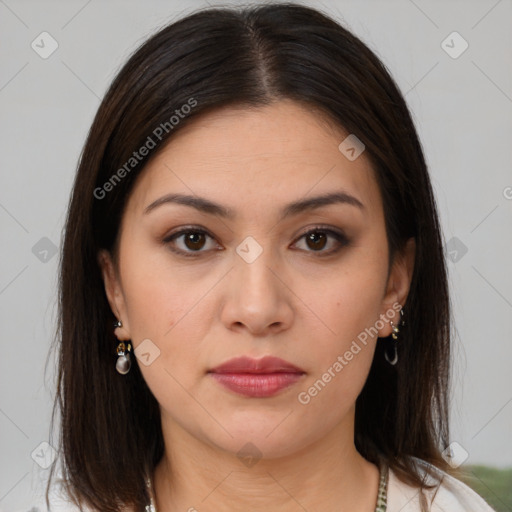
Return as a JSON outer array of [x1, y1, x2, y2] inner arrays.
[[114, 320, 132, 375], [384, 308, 405, 366]]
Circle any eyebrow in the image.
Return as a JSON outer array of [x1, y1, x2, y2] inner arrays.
[[143, 191, 365, 219]]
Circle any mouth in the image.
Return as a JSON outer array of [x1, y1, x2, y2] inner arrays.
[[208, 356, 306, 398]]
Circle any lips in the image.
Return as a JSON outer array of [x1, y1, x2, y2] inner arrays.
[[209, 356, 305, 374], [208, 356, 305, 398]]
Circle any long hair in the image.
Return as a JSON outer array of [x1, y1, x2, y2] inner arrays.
[[48, 3, 453, 510]]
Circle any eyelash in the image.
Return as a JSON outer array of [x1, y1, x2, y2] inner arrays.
[[162, 225, 350, 258]]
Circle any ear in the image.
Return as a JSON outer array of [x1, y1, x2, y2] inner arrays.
[[378, 237, 415, 337], [97, 249, 131, 340]]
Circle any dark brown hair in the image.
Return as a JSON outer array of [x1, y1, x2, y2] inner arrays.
[[49, 3, 456, 510]]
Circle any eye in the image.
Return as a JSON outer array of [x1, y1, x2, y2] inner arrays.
[[163, 225, 350, 258], [163, 228, 220, 257], [292, 227, 349, 255]]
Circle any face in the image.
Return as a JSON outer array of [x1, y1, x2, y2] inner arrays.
[[100, 99, 413, 459]]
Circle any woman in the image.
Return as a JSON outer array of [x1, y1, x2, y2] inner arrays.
[[47, 3, 496, 511]]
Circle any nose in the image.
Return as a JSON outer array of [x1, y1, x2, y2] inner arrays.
[[220, 242, 294, 336]]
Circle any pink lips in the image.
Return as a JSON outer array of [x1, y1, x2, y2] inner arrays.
[[208, 356, 305, 398]]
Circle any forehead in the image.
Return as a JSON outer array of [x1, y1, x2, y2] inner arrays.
[[125, 99, 381, 220]]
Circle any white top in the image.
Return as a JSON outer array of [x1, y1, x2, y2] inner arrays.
[[17, 458, 496, 512], [387, 458, 496, 511]]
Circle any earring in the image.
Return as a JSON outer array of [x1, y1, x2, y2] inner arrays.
[[384, 308, 405, 366], [114, 320, 132, 375]]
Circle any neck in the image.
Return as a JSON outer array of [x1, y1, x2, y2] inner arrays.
[[152, 410, 380, 512]]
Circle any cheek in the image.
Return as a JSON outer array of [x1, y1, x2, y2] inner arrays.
[[118, 243, 216, 381], [122, 273, 176, 337], [295, 293, 380, 425], [119, 239, 203, 335], [120, 258, 209, 413], [295, 248, 387, 398], [305, 250, 388, 345]]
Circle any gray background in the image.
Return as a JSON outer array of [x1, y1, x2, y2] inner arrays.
[[1, 0, 511, 510]]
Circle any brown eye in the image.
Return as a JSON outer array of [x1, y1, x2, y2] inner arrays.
[[305, 231, 327, 251], [164, 228, 219, 257], [293, 228, 349, 255], [183, 232, 207, 251]]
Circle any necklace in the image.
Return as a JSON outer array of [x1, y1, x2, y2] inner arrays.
[[145, 462, 388, 511]]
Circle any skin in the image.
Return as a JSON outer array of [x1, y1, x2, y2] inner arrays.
[[99, 99, 415, 512]]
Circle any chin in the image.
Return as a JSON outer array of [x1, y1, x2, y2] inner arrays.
[[196, 417, 315, 462]]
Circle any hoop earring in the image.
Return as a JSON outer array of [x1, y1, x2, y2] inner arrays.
[[384, 308, 405, 366], [114, 320, 132, 375]]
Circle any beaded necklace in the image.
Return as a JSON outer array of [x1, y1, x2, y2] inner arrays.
[[144, 462, 388, 511]]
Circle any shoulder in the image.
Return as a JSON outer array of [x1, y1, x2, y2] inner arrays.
[[387, 457, 496, 511], [14, 482, 94, 512], [15, 494, 85, 512], [17, 488, 137, 512]]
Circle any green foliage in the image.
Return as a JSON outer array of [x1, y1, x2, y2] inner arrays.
[[460, 465, 512, 512]]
